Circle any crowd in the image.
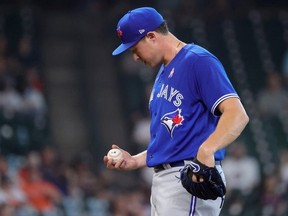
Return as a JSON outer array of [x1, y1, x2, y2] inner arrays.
[[0, 33, 46, 117], [0, 144, 287, 216], [221, 142, 288, 216], [0, 146, 151, 216], [0, 6, 48, 156]]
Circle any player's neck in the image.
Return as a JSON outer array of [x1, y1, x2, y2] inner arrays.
[[163, 35, 186, 66]]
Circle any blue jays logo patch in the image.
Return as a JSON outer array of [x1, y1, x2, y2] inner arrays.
[[160, 108, 184, 137]]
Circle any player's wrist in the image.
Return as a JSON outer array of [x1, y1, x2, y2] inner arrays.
[[132, 151, 147, 169], [131, 155, 145, 169], [197, 144, 216, 167], [198, 144, 216, 157]]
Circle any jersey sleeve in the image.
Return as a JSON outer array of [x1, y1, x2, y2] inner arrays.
[[192, 55, 239, 116]]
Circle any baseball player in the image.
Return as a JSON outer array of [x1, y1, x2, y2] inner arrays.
[[104, 7, 249, 216]]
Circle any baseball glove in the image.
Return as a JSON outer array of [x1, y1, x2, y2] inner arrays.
[[180, 159, 226, 203]]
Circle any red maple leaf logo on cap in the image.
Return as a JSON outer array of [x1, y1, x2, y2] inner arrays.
[[117, 28, 123, 38]]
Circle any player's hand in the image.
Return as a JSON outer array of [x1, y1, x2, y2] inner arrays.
[[180, 159, 226, 201], [103, 144, 138, 171], [192, 144, 215, 182]]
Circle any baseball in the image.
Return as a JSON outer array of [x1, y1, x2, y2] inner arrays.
[[107, 149, 123, 164]]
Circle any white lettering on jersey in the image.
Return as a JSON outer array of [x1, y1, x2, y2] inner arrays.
[[174, 93, 184, 106], [161, 85, 169, 99], [156, 84, 183, 107], [168, 87, 179, 101]]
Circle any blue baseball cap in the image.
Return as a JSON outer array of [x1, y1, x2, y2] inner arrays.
[[112, 7, 164, 56]]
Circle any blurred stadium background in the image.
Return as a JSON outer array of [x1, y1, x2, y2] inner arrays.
[[0, 0, 288, 216]]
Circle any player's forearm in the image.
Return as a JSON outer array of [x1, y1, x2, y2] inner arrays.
[[132, 150, 147, 168], [207, 107, 248, 151], [200, 99, 249, 158]]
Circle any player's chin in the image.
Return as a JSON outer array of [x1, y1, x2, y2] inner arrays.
[[142, 59, 153, 67], [142, 61, 150, 67], [151, 61, 162, 68]]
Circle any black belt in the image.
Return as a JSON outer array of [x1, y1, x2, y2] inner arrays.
[[153, 160, 222, 173]]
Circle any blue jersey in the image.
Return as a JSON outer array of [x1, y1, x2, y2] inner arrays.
[[147, 44, 239, 167]]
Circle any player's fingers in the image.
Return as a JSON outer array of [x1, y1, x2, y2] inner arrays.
[[192, 174, 204, 183], [104, 156, 117, 169], [111, 144, 120, 149], [103, 155, 109, 165], [119, 159, 126, 169], [113, 158, 126, 169]]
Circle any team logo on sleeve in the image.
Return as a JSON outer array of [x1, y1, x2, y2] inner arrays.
[[160, 108, 184, 137]]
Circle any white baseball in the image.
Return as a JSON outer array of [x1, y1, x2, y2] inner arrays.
[[107, 149, 123, 164]]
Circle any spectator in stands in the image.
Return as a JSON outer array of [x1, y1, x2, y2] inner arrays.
[[260, 174, 288, 216], [0, 33, 46, 117], [14, 70, 46, 116], [40, 145, 69, 196], [111, 190, 148, 216], [0, 175, 26, 208], [222, 141, 261, 195], [0, 175, 37, 216], [126, 190, 150, 216], [20, 165, 61, 215], [111, 192, 131, 216], [0, 155, 37, 216], [256, 72, 288, 118], [69, 153, 98, 198], [16, 151, 60, 214], [221, 141, 261, 215], [0, 56, 23, 114], [0, 155, 20, 185], [0, 64, 46, 116], [18, 151, 42, 184], [21, 66, 47, 115]]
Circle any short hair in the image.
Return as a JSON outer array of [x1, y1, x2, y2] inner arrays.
[[154, 20, 169, 34], [139, 21, 169, 43]]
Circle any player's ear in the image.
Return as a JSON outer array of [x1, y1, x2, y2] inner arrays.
[[146, 32, 156, 40]]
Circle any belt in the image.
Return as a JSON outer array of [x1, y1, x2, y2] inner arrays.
[[153, 160, 222, 173]]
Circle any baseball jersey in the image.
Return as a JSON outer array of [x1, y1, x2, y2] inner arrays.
[[147, 44, 239, 167]]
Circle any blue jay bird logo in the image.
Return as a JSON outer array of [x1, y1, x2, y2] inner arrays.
[[160, 108, 184, 137]]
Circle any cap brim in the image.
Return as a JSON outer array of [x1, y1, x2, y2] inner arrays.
[[112, 41, 138, 56]]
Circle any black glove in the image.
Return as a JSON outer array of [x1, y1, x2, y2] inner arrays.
[[180, 159, 226, 204]]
